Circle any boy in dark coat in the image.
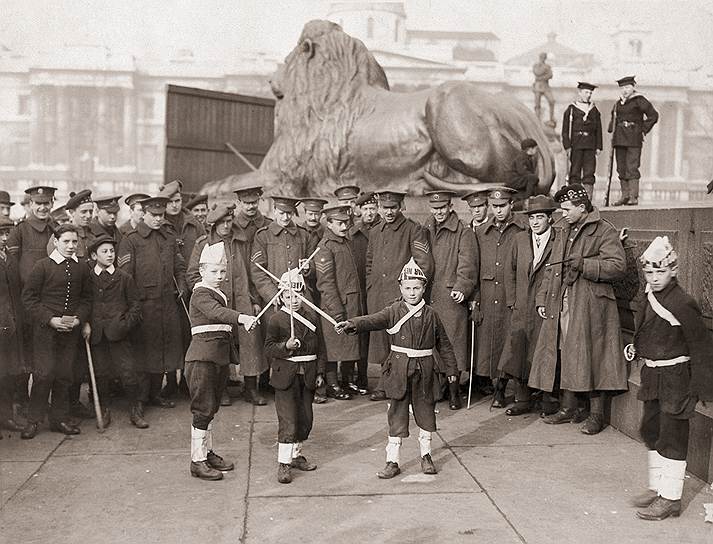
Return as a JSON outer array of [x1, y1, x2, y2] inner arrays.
[[186, 241, 256, 481], [84, 234, 146, 429], [21, 224, 92, 439], [630, 237, 713, 521], [336, 258, 458, 479], [264, 269, 325, 484], [506, 139, 540, 204]]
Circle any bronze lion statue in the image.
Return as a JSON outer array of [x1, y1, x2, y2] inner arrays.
[[212, 20, 556, 196]]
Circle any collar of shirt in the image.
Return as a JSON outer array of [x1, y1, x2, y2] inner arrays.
[[94, 264, 115, 276], [268, 221, 298, 236], [49, 249, 78, 264]]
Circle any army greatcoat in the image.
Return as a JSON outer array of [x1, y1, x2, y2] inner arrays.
[[365, 213, 434, 364], [474, 214, 528, 379], [529, 210, 628, 393], [424, 211, 478, 372], [315, 229, 364, 361], [250, 222, 318, 304], [6, 216, 56, 282], [498, 227, 554, 381], [88, 218, 122, 245], [165, 210, 205, 265], [117, 221, 186, 373], [187, 228, 268, 377], [0, 252, 25, 375]]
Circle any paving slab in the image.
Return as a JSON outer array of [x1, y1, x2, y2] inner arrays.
[[246, 493, 524, 544], [0, 460, 44, 506]]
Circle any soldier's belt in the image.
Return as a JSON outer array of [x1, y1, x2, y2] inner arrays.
[[643, 356, 690, 368], [287, 354, 317, 362], [191, 324, 233, 335], [617, 121, 637, 128], [575, 131, 590, 136], [390, 345, 433, 358]]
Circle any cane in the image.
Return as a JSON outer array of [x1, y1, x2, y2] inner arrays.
[[84, 339, 106, 432], [467, 320, 475, 410]]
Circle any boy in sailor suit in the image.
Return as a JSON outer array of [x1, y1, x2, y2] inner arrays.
[[336, 258, 458, 479], [264, 269, 325, 484], [631, 237, 713, 521], [186, 241, 256, 481]]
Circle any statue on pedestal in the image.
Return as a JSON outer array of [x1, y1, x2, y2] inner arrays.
[[533, 52, 556, 126]]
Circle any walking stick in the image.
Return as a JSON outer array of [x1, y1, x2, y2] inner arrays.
[[467, 320, 475, 410], [84, 339, 106, 432], [604, 106, 617, 207]]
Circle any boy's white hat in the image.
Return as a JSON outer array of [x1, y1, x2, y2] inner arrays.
[[641, 236, 677, 269], [199, 241, 227, 265], [398, 257, 427, 282], [279, 267, 305, 292]]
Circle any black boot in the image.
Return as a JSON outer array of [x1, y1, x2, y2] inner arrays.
[[130, 402, 149, 429], [244, 376, 266, 406], [448, 380, 461, 410], [491, 378, 508, 408]]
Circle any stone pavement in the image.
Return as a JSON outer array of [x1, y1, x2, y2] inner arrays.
[[1, 389, 712, 544]]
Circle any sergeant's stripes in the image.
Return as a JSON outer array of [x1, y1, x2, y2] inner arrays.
[[413, 240, 430, 254]]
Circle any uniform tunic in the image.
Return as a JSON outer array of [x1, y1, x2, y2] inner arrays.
[[88, 218, 122, 245], [118, 220, 136, 237], [7, 216, 56, 282], [187, 228, 268, 377], [250, 222, 318, 304], [498, 227, 554, 381], [315, 229, 364, 361], [365, 213, 434, 364], [0, 251, 24, 376], [474, 214, 528, 379], [117, 221, 186, 373], [424, 211, 478, 371], [608, 94, 659, 181], [530, 210, 628, 393], [349, 216, 381, 360], [165, 210, 205, 266], [561, 102, 603, 186]]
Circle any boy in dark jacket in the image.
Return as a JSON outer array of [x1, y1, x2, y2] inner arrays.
[[336, 258, 458, 479], [186, 241, 256, 481], [506, 138, 540, 204], [631, 236, 713, 521], [264, 268, 325, 484], [83, 234, 145, 429]]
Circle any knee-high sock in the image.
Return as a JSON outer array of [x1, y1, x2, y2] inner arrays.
[[386, 436, 402, 464], [418, 428, 432, 457], [206, 421, 214, 452], [191, 427, 208, 462], [647, 450, 664, 491], [278, 442, 294, 464], [659, 457, 686, 501]]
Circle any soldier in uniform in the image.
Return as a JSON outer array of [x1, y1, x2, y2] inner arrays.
[[461, 190, 490, 231], [334, 185, 361, 218], [562, 82, 603, 198], [21, 224, 92, 438], [300, 198, 328, 241], [117, 196, 187, 410], [186, 194, 209, 228], [315, 205, 364, 399], [348, 192, 380, 392], [498, 195, 558, 417], [50, 190, 93, 263], [423, 191, 478, 410], [531, 184, 628, 435], [0, 190, 14, 218], [119, 193, 149, 236], [365, 191, 434, 401], [233, 186, 272, 248], [89, 195, 123, 243], [0, 216, 25, 435], [188, 204, 268, 406], [609, 76, 659, 206], [473, 187, 528, 408], [7, 186, 58, 416]]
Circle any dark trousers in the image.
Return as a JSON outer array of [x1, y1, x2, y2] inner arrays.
[[185, 361, 229, 430], [0, 375, 16, 420], [615, 146, 642, 181], [569, 148, 597, 185], [138, 372, 168, 403], [274, 375, 314, 443], [69, 339, 88, 407], [640, 400, 690, 461], [388, 368, 437, 437], [509, 174, 539, 201], [28, 376, 70, 424], [92, 338, 139, 403]]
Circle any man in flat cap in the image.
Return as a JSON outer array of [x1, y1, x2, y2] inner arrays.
[[187, 203, 268, 406], [423, 191, 478, 409], [562, 82, 603, 199], [365, 191, 434, 401], [119, 193, 150, 237], [117, 196, 187, 410], [461, 191, 490, 232], [186, 194, 209, 229], [530, 184, 627, 435], [608, 76, 659, 206], [89, 195, 123, 244], [348, 191, 381, 391], [0, 190, 14, 219], [473, 187, 528, 406], [498, 195, 559, 417]]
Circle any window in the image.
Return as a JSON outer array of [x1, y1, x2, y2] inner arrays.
[[18, 95, 30, 115], [367, 17, 374, 39]]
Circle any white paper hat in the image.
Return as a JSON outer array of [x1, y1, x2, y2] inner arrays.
[[199, 241, 227, 265], [278, 267, 305, 292], [640, 236, 677, 269], [398, 257, 427, 282]]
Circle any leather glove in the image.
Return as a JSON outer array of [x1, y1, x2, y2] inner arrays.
[[470, 305, 483, 326], [569, 255, 584, 272], [563, 266, 580, 286]]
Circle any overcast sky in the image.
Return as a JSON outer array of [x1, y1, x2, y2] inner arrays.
[[2, 0, 712, 67]]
